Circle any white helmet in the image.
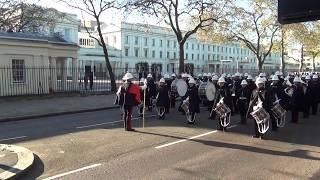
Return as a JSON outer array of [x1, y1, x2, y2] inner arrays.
[[207, 73, 212, 77], [171, 73, 176, 77], [181, 73, 188, 78], [244, 73, 249, 77], [259, 73, 264, 77], [218, 77, 226, 83], [140, 78, 146, 83], [234, 72, 240, 77], [255, 77, 264, 84], [203, 73, 207, 77], [164, 74, 170, 79], [272, 75, 279, 81], [306, 75, 311, 80], [262, 77, 267, 82], [275, 71, 280, 76], [159, 78, 165, 83], [212, 72, 216, 76], [301, 74, 306, 78], [313, 74, 318, 79], [198, 73, 202, 78], [147, 73, 152, 78], [247, 75, 253, 80], [293, 76, 302, 83], [212, 75, 218, 81], [241, 80, 248, 85], [189, 78, 196, 84], [122, 72, 134, 80]]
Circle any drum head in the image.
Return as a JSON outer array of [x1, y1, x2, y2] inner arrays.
[[205, 82, 216, 101], [176, 79, 188, 96]]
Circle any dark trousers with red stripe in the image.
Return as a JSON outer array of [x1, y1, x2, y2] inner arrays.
[[124, 107, 133, 130]]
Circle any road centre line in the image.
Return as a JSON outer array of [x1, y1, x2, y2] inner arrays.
[[0, 136, 27, 142], [155, 125, 238, 149], [42, 163, 101, 180], [76, 115, 157, 129]]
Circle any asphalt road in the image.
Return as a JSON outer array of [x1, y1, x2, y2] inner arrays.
[[1, 106, 319, 179]]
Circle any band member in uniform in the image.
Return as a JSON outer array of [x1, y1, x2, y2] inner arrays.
[[184, 78, 200, 124], [247, 77, 275, 138], [237, 80, 251, 124], [310, 74, 320, 115], [213, 77, 232, 131], [290, 76, 305, 123], [233, 73, 242, 114], [116, 72, 141, 131], [156, 78, 170, 119], [170, 73, 177, 108], [147, 73, 157, 111], [303, 75, 312, 118]]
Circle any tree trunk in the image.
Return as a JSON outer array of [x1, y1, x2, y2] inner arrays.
[[179, 44, 185, 74], [96, 18, 117, 92], [281, 33, 285, 74], [257, 58, 263, 73], [312, 56, 316, 71], [299, 45, 304, 73]]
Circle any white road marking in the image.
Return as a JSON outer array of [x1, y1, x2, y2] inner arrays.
[[155, 125, 238, 149], [0, 136, 27, 142], [42, 163, 101, 180], [76, 115, 157, 129]]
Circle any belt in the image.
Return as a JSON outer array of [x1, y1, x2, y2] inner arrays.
[[239, 97, 247, 100]]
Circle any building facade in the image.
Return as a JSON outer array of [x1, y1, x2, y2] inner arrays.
[[78, 22, 281, 78]]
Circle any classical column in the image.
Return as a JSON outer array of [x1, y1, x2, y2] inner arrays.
[[49, 57, 57, 93], [72, 58, 78, 91], [61, 58, 68, 91]]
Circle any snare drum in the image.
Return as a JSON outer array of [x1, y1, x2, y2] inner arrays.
[[215, 102, 231, 117], [271, 103, 286, 119], [181, 99, 190, 113], [250, 106, 270, 123]]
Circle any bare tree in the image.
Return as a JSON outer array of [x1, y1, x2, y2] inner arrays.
[[130, 0, 232, 74], [204, 0, 279, 73], [0, 0, 65, 32], [59, 0, 119, 92]]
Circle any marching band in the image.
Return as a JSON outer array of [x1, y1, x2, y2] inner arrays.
[[115, 70, 320, 139]]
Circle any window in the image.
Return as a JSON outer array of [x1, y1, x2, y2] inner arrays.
[[213, 45, 215, 52], [221, 47, 223, 53], [202, 54, 205, 60], [192, 54, 194, 60], [160, 51, 163, 58], [135, 48, 139, 57], [197, 44, 200, 50], [152, 50, 155, 58], [144, 49, 148, 58], [217, 46, 219, 52], [217, 55, 220, 60], [208, 45, 210, 51], [144, 37, 148, 46], [160, 40, 163, 47], [152, 39, 155, 46], [233, 48, 235, 54], [135, 36, 138, 45], [192, 44, 194, 50], [174, 41, 177, 48], [229, 48, 231, 54], [125, 48, 129, 57], [213, 54, 215, 60], [208, 54, 210, 61], [186, 53, 188, 60], [197, 54, 200, 60], [167, 52, 170, 59], [186, 43, 189, 49], [125, 36, 129, 44], [167, 40, 170, 48], [202, 44, 205, 50], [174, 52, 176, 59], [237, 48, 239, 54], [12, 59, 25, 83]]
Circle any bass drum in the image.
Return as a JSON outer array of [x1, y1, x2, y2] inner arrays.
[[198, 82, 207, 96], [205, 82, 216, 101], [170, 79, 178, 93], [176, 79, 188, 97]]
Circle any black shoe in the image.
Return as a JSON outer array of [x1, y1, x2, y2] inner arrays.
[[126, 128, 135, 131], [252, 135, 260, 138]]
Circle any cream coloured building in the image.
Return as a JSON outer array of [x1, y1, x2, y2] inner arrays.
[[0, 32, 78, 96]]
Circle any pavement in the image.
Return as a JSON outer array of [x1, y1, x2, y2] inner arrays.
[[0, 144, 34, 180], [0, 94, 118, 122]]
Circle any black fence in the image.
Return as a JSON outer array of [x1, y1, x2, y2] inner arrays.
[[0, 66, 302, 97]]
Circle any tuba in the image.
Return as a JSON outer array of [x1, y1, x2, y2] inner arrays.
[[214, 98, 231, 128], [250, 100, 270, 134]]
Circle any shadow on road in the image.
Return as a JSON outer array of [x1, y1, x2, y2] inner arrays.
[[17, 154, 44, 180]]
